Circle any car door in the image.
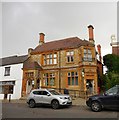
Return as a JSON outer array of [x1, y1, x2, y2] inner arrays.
[[102, 94, 117, 108], [117, 88, 119, 109], [32, 91, 43, 103], [102, 86, 118, 108], [40, 91, 52, 104]]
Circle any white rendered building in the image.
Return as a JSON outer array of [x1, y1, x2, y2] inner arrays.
[[0, 55, 27, 100]]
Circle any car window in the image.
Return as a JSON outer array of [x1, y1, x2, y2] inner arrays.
[[106, 86, 118, 95], [33, 91, 42, 95], [33, 90, 48, 95], [49, 90, 61, 95], [117, 88, 119, 94], [42, 91, 48, 95]]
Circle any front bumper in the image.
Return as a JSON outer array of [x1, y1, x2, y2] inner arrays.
[[86, 99, 91, 107], [59, 100, 72, 106], [60, 101, 72, 106]]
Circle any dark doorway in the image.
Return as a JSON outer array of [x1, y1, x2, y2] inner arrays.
[[37, 79, 40, 88], [4, 94, 7, 99]]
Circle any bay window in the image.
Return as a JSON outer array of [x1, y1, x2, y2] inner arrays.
[[83, 49, 92, 61]]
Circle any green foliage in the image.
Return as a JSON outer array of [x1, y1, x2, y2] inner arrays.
[[103, 54, 119, 90], [103, 54, 119, 73]]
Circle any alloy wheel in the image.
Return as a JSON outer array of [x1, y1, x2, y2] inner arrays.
[[29, 100, 36, 108], [91, 101, 102, 112], [51, 100, 59, 109]]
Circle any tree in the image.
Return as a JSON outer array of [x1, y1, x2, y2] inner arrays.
[[103, 54, 119, 90], [103, 54, 119, 73]]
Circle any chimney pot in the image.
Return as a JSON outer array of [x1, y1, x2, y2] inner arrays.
[[88, 25, 94, 29], [39, 33, 45, 45]]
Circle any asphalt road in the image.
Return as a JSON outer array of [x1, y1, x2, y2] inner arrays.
[[1, 102, 119, 119]]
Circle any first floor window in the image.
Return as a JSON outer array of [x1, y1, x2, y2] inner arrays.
[[66, 51, 74, 63], [68, 72, 78, 85], [83, 49, 92, 62], [4, 67, 10, 76], [43, 73, 55, 86], [43, 53, 57, 65]]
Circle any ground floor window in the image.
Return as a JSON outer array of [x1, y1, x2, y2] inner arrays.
[[67, 71, 78, 85], [0, 81, 15, 94], [0, 85, 14, 94], [43, 73, 55, 86]]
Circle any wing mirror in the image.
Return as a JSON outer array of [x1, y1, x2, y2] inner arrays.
[[47, 93, 51, 96], [103, 92, 107, 96]]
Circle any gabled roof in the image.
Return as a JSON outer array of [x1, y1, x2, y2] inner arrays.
[[0, 55, 28, 66], [23, 57, 42, 70], [31, 37, 94, 54]]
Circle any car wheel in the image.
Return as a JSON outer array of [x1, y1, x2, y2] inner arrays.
[[91, 101, 102, 112], [51, 100, 59, 109], [29, 99, 36, 108]]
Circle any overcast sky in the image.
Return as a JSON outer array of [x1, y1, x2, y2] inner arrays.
[[1, 1, 117, 58]]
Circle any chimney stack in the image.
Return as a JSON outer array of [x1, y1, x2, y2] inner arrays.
[[88, 25, 95, 44], [97, 44, 102, 63], [39, 33, 45, 45], [28, 48, 33, 57]]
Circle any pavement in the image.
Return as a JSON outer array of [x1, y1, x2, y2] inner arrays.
[[1, 97, 86, 106], [72, 97, 86, 106]]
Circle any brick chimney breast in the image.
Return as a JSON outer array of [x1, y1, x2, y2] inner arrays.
[[39, 33, 45, 45], [97, 44, 101, 55], [97, 44, 102, 62], [88, 25, 94, 40], [28, 48, 33, 57], [88, 25, 95, 44]]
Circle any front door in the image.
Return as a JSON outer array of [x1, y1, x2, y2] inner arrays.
[[26, 80, 32, 94], [86, 80, 94, 94], [4, 86, 9, 99]]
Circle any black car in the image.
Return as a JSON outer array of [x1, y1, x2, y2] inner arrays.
[[86, 85, 119, 112]]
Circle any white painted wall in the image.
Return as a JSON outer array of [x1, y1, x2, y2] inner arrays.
[[0, 63, 23, 100]]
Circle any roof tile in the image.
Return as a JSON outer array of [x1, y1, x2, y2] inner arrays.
[[0, 55, 28, 66], [31, 37, 93, 54]]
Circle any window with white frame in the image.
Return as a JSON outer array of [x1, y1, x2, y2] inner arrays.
[[43, 53, 57, 65], [4, 67, 10, 76], [83, 49, 92, 61], [66, 51, 74, 63]]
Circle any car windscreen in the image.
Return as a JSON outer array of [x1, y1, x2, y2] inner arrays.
[[106, 86, 118, 95], [49, 90, 61, 95]]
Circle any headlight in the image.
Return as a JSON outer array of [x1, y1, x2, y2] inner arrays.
[[60, 97, 63, 99]]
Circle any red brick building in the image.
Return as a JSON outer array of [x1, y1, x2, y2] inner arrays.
[[21, 25, 103, 97], [110, 35, 119, 56]]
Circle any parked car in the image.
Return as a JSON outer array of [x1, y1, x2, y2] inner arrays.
[[27, 89, 72, 109], [86, 85, 119, 112]]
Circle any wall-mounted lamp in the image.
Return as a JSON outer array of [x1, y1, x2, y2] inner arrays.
[[81, 68, 85, 78]]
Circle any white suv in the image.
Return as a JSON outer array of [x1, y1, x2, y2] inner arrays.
[[27, 89, 72, 109]]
